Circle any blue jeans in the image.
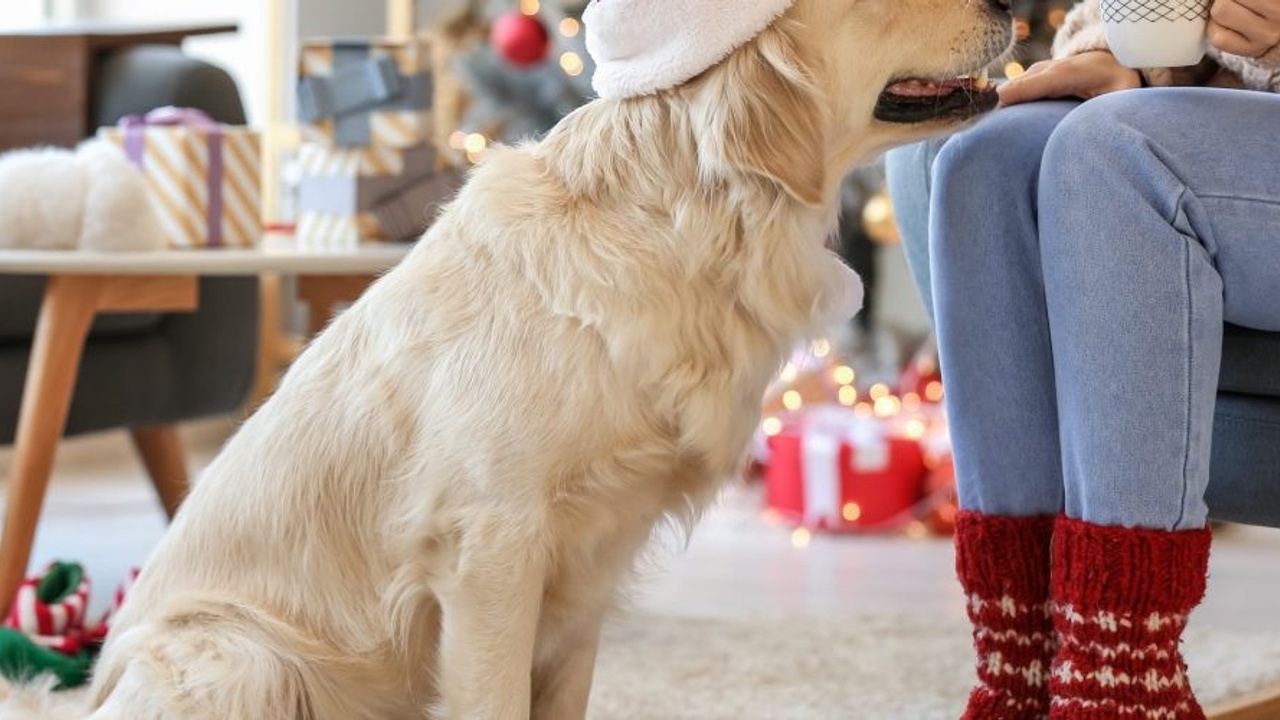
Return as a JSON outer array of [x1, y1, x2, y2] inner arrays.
[[884, 88, 1280, 530]]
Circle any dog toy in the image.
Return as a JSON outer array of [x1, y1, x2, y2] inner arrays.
[[0, 562, 137, 690], [0, 139, 165, 252]]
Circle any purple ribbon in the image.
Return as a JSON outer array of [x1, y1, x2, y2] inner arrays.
[[119, 106, 226, 248]]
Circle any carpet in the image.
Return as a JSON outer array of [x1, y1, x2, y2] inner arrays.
[[588, 612, 1280, 719]]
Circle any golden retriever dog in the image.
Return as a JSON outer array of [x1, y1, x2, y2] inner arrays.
[[0, 0, 1011, 717]]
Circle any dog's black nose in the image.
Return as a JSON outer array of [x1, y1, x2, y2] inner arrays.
[[988, 0, 1013, 11]]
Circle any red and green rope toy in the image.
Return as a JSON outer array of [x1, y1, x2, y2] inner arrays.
[[0, 562, 136, 690]]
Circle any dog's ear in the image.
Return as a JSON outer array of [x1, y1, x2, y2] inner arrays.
[[703, 33, 827, 207]]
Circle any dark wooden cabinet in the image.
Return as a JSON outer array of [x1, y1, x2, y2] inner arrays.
[[0, 23, 237, 153]]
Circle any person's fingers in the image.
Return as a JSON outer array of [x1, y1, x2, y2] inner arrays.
[[1207, 17, 1266, 55], [1208, 0, 1280, 56], [997, 52, 1140, 106], [1233, 0, 1280, 23], [997, 66, 1074, 105], [993, 57, 1075, 104], [1020, 60, 1055, 76]]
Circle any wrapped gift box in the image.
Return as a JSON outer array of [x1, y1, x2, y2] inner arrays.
[[765, 407, 928, 532], [296, 143, 435, 214], [373, 167, 466, 241], [295, 143, 441, 245], [99, 107, 262, 249], [298, 37, 434, 149]]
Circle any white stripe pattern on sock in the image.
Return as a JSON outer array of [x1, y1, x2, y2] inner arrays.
[[1051, 696, 1194, 719], [982, 653, 1051, 687], [1053, 604, 1188, 633], [1052, 659, 1190, 691], [970, 594, 1053, 619]]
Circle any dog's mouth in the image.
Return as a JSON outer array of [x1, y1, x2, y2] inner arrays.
[[874, 70, 998, 124]]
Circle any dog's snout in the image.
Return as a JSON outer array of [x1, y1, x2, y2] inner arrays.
[[986, 0, 1012, 12]]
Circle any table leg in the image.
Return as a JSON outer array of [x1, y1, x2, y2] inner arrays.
[[0, 274, 197, 614], [297, 274, 378, 336], [0, 276, 104, 611], [129, 425, 189, 520], [250, 273, 284, 408]]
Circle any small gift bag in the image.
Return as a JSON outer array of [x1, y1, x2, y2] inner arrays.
[[99, 107, 262, 249], [297, 37, 434, 149]]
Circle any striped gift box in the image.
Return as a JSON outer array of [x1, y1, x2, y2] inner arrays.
[[100, 108, 262, 249], [295, 143, 435, 244], [298, 37, 434, 149], [297, 211, 384, 249], [296, 142, 435, 179]]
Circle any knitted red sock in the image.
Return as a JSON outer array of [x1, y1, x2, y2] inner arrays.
[[956, 511, 1057, 719], [1049, 517, 1211, 720]]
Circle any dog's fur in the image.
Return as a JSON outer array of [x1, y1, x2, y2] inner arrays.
[[0, 1, 1010, 717]]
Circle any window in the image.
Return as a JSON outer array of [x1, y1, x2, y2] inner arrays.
[[0, 0, 47, 29]]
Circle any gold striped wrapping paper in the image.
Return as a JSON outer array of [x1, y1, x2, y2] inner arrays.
[[100, 126, 262, 249], [296, 143, 432, 178], [298, 38, 434, 149], [296, 212, 384, 249]]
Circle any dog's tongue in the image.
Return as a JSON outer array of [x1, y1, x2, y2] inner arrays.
[[885, 78, 973, 98], [885, 69, 995, 98]]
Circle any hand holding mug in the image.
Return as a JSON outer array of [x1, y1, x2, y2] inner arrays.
[[1207, 0, 1280, 57]]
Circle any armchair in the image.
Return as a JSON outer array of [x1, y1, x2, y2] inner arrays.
[[0, 43, 259, 596]]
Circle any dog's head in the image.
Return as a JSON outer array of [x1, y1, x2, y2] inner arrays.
[[689, 0, 1014, 206]]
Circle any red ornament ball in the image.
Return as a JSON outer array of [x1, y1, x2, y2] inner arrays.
[[490, 11, 551, 68]]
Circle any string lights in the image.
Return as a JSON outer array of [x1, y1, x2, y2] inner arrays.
[[756, 338, 959, 544]]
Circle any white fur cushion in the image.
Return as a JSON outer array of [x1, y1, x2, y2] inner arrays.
[[0, 139, 165, 252]]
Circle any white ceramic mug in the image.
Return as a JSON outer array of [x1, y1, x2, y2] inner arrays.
[[1101, 0, 1211, 68]]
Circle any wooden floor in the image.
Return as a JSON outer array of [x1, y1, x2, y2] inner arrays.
[[4, 420, 1280, 634]]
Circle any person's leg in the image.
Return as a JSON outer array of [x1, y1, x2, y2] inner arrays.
[[926, 101, 1079, 720], [1042, 86, 1280, 529], [1036, 87, 1280, 720], [884, 138, 948, 317], [931, 101, 1080, 517]]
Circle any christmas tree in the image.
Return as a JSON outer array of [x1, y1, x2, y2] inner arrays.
[[430, 0, 594, 163]]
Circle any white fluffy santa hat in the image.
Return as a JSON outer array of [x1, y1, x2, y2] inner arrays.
[[583, 0, 797, 100]]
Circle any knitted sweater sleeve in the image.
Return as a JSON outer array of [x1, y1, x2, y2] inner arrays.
[[1051, 0, 1110, 59]]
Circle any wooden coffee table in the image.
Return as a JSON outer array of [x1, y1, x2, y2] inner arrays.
[[0, 236, 412, 611]]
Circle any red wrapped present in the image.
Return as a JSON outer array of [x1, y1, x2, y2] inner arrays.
[[765, 407, 928, 532]]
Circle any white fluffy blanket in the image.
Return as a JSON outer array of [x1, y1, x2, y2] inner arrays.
[[0, 140, 164, 252]]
